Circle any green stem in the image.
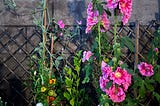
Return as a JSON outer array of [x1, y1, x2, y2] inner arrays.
[[98, 20, 101, 56], [113, 16, 118, 45]]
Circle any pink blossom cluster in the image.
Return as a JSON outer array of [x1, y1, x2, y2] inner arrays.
[[86, 0, 132, 33], [99, 61, 132, 102], [82, 51, 93, 62], [86, 2, 110, 33], [106, 0, 132, 25], [138, 62, 154, 77]]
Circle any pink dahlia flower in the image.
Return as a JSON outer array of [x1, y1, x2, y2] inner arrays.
[[106, 0, 119, 9], [100, 11, 110, 31], [138, 62, 154, 77], [110, 67, 131, 87], [82, 51, 92, 62], [106, 85, 126, 103], [57, 20, 65, 29], [99, 76, 109, 92], [119, 0, 132, 25]]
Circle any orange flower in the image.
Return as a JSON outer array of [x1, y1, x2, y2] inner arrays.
[[49, 96, 55, 102], [49, 79, 56, 84]]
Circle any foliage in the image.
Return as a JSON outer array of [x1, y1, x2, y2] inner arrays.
[[63, 51, 90, 106]]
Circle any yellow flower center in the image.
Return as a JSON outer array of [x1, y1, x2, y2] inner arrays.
[[115, 72, 122, 78]]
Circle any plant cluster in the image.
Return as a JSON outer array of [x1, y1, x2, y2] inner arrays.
[[26, 0, 160, 106]]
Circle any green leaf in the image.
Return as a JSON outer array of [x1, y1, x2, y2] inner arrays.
[[76, 78, 80, 87], [153, 92, 160, 103], [63, 92, 71, 100], [55, 59, 60, 69], [70, 98, 75, 106], [139, 81, 145, 98], [57, 56, 63, 60], [106, 81, 112, 89], [96, 3, 103, 15], [82, 77, 90, 84], [145, 83, 154, 92], [67, 88, 72, 94], [120, 36, 135, 52], [65, 77, 73, 87], [154, 70, 160, 84]]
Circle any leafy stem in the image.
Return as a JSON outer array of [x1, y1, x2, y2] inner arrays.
[[98, 18, 101, 56]]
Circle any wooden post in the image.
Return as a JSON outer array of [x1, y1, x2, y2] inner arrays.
[[43, 0, 48, 65], [134, 21, 139, 71]]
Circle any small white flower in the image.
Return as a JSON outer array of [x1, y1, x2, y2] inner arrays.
[[36, 102, 43, 106], [34, 71, 37, 76]]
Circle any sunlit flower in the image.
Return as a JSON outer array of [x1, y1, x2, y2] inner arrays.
[[110, 67, 131, 90], [106, 85, 126, 103], [119, 0, 132, 25], [106, 0, 119, 9], [99, 76, 109, 92], [36, 103, 43, 106], [41, 86, 47, 92], [57, 20, 65, 29], [138, 62, 154, 77], [82, 51, 92, 62]]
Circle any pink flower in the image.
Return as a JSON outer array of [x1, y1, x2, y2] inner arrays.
[[100, 11, 110, 31], [59, 32, 63, 36], [99, 76, 109, 92], [86, 2, 99, 33], [57, 20, 65, 29], [138, 62, 154, 77], [82, 51, 92, 62], [106, 0, 119, 9], [101, 61, 112, 78], [106, 85, 126, 103], [154, 48, 159, 53], [110, 67, 131, 89], [119, 0, 132, 25], [76, 20, 82, 25]]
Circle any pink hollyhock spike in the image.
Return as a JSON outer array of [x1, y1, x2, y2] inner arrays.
[[99, 76, 109, 92], [106, 0, 119, 9], [100, 11, 110, 31], [57, 20, 65, 29], [86, 2, 99, 33], [106, 85, 126, 103], [119, 0, 132, 25], [110, 67, 131, 91], [138, 62, 154, 77], [82, 51, 92, 62]]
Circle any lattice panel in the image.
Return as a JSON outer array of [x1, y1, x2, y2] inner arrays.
[[0, 21, 159, 105], [0, 26, 41, 105]]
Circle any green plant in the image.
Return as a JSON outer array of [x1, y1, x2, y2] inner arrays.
[[63, 51, 90, 106]]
